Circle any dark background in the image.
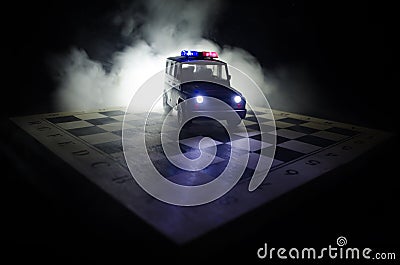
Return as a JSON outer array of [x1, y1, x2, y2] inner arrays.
[[2, 0, 398, 263]]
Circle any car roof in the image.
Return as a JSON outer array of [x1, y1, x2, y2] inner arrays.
[[167, 56, 226, 65]]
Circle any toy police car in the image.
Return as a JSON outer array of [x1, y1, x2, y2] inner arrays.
[[163, 50, 246, 126]]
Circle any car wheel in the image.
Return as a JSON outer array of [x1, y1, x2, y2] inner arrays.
[[177, 104, 191, 127], [177, 104, 184, 126], [163, 94, 172, 114]]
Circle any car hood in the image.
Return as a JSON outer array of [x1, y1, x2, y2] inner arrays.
[[181, 81, 243, 98]]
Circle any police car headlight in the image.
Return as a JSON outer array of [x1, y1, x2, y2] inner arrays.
[[234, 96, 242, 103], [196, 96, 204, 103]]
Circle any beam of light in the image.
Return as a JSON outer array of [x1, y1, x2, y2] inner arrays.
[[234, 95, 242, 103], [196, 95, 204, 103]]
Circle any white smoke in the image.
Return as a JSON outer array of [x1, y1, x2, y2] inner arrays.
[[52, 0, 275, 111]]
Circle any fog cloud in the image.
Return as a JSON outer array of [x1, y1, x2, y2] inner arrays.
[[52, 0, 277, 111]]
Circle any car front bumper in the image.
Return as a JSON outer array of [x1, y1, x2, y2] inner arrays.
[[184, 109, 247, 120]]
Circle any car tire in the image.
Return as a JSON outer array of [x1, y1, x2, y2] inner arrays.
[[163, 94, 172, 114], [177, 104, 184, 126], [177, 104, 191, 127]]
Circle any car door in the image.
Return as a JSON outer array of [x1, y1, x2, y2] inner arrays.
[[170, 62, 182, 107], [164, 60, 175, 107]]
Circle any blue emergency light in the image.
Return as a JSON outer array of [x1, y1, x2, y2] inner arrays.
[[181, 50, 218, 58], [181, 50, 199, 56]]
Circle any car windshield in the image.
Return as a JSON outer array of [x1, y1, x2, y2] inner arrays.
[[180, 62, 228, 82]]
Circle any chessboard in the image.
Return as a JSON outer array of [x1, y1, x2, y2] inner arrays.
[[10, 107, 390, 244]]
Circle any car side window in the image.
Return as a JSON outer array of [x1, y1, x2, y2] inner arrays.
[[173, 63, 179, 79], [221, 65, 228, 80], [169, 62, 174, 76]]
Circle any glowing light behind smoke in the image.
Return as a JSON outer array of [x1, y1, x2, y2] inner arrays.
[[52, 0, 273, 112]]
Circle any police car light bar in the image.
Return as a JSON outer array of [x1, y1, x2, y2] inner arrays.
[[202, 51, 218, 58], [181, 50, 218, 58], [181, 50, 199, 56]]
